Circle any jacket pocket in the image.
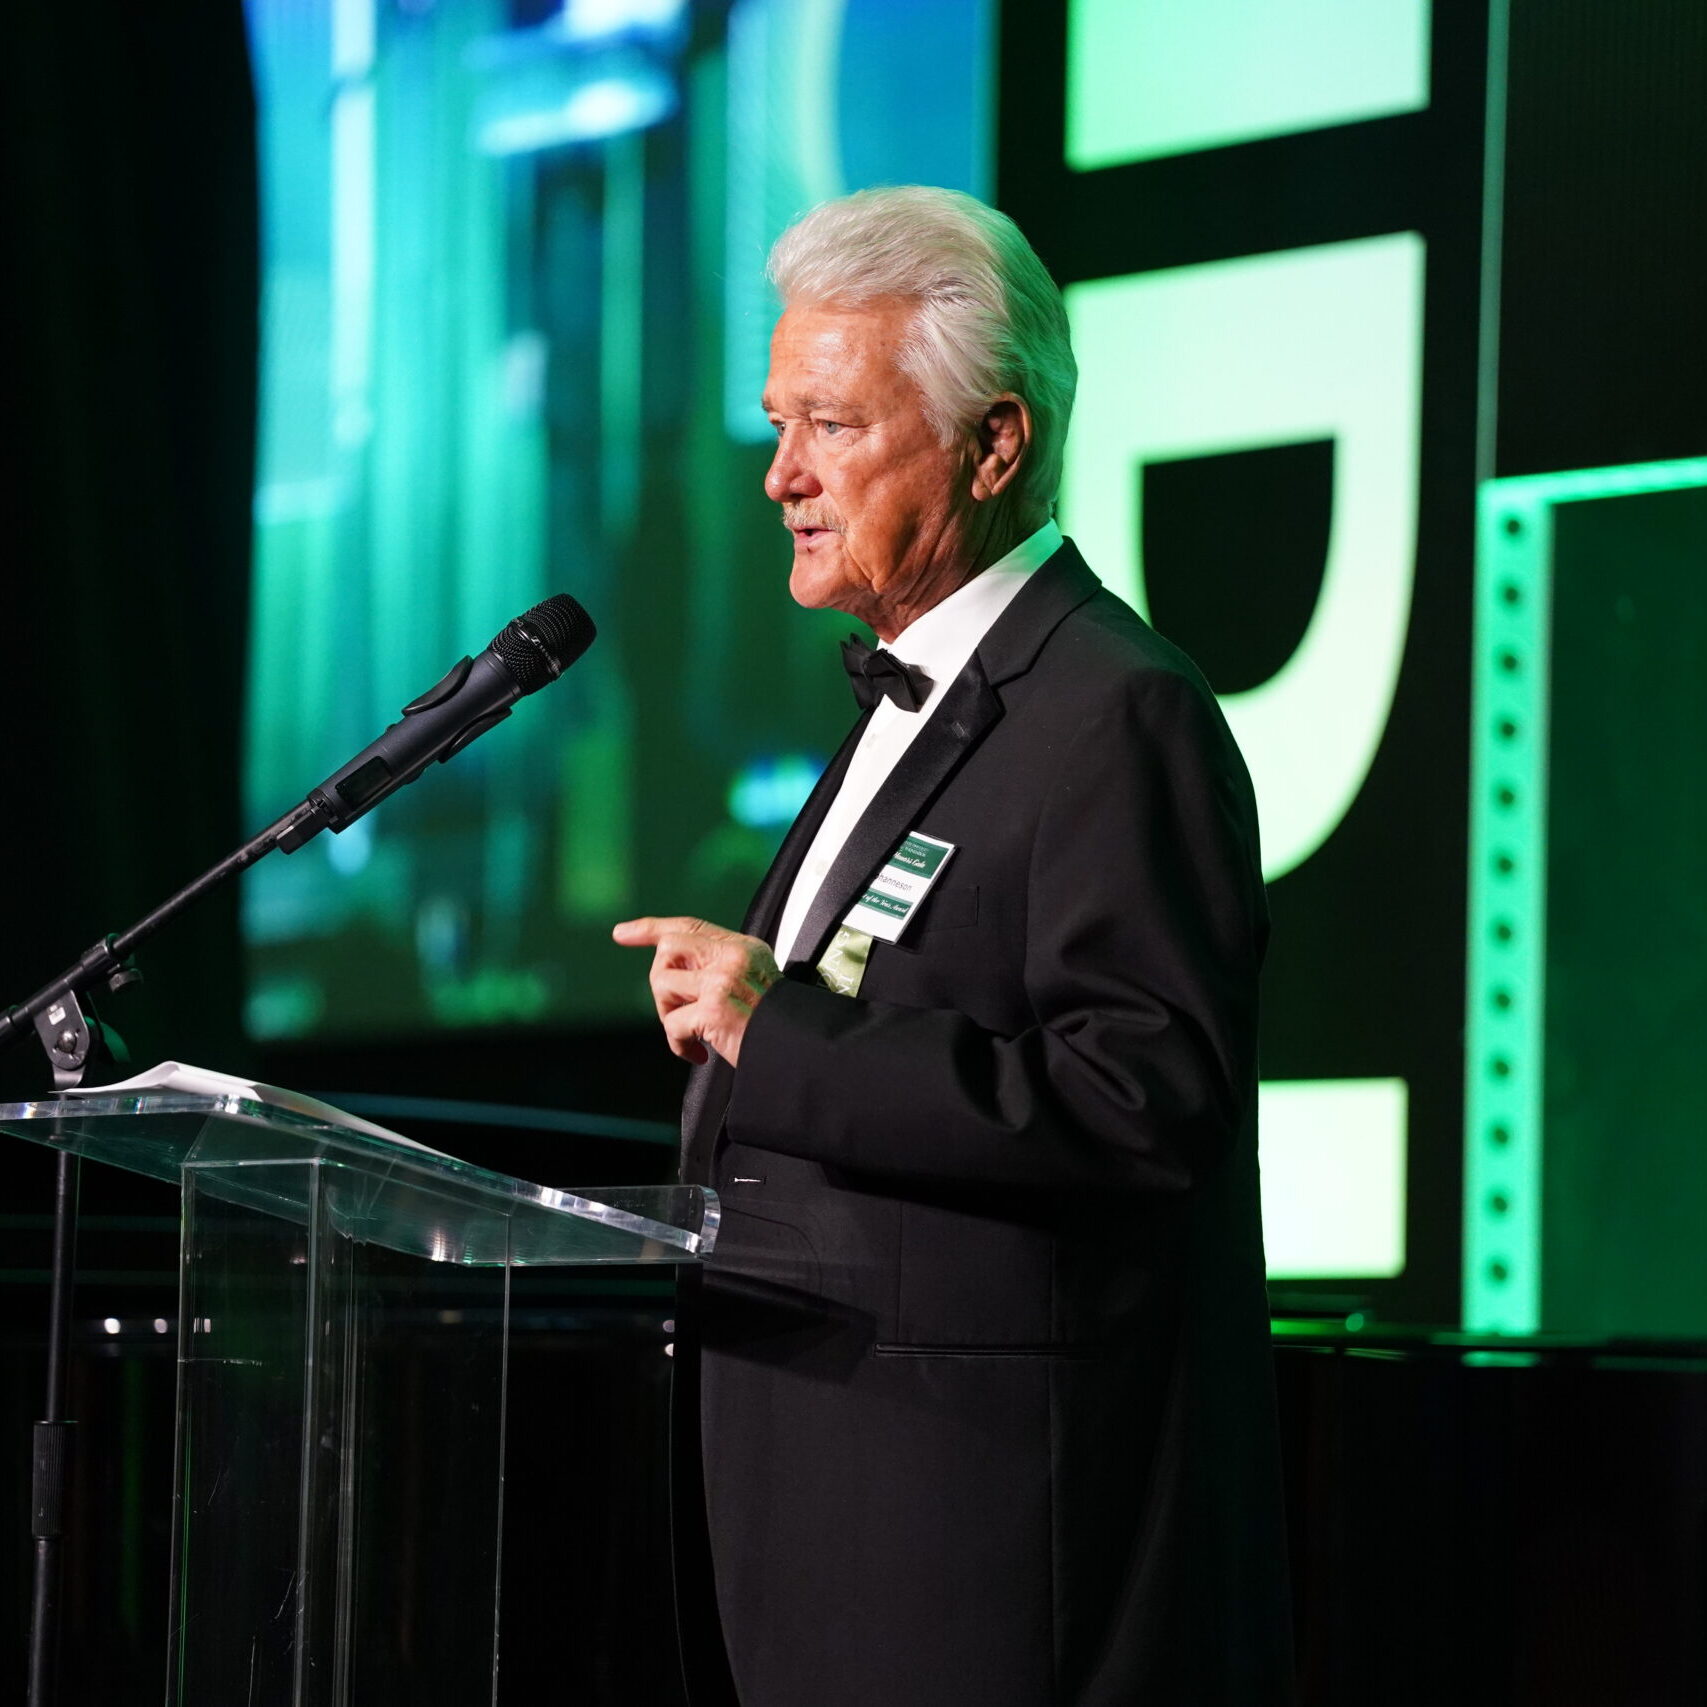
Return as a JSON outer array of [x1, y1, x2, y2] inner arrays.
[[890, 882, 979, 951], [708, 1201, 822, 1296]]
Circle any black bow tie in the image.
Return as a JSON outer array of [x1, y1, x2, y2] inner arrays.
[[841, 635, 933, 713]]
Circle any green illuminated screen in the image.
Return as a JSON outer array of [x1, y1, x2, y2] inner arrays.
[[1463, 460, 1707, 1332]]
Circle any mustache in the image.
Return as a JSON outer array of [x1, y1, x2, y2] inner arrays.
[[782, 505, 845, 533]]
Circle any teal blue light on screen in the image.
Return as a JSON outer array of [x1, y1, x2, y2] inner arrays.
[[242, 0, 995, 1041], [728, 755, 826, 831], [722, 0, 995, 443]]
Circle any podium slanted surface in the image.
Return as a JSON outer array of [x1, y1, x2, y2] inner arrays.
[[0, 1091, 714, 1705]]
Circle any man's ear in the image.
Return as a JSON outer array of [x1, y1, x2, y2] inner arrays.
[[969, 395, 1032, 502]]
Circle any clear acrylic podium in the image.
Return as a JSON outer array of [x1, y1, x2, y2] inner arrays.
[[0, 1090, 716, 1705]]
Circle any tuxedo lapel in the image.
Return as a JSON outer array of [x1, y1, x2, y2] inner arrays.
[[680, 539, 1103, 1178], [973, 537, 1102, 688], [782, 539, 1103, 972], [785, 660, 1002, 972]]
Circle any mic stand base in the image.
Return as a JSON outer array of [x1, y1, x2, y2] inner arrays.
[[26, 988, 123, 1707], [27, 1148, 81, 1707]]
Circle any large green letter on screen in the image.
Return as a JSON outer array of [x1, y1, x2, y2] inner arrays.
[[1062, 234, 1425, 882]]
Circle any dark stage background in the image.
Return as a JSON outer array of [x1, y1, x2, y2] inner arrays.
[[3, 1, 1704, 1702]]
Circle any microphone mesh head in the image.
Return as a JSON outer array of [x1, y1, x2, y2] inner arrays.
[[489, 594, 596, 693]]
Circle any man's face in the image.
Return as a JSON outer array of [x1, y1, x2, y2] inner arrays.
[[762, 300, 977, 640]]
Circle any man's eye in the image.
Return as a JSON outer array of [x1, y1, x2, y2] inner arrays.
[[817, 419, 843, 436]]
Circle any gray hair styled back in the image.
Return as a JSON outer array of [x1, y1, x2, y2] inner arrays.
[[767, 186, 1077, 511]]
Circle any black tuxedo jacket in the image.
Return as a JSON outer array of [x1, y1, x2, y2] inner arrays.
[[677, 542, 1292, 1707]]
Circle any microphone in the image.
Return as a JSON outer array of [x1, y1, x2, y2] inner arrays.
[[278, 593, 595, 853]]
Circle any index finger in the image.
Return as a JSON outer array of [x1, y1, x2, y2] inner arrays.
[[612, 915, 711, 948]]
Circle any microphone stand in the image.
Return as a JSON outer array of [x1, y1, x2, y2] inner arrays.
[[0, 796, 322, 1070], [3, 797, 322, 1707], [4, 590, 591, 1703]]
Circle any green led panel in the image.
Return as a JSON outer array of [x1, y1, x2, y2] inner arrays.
[[1464, 457, 1707, 1332]]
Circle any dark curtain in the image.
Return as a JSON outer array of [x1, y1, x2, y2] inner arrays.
[[1, 2, 258, 1097], [1, 7, 257, 1694]]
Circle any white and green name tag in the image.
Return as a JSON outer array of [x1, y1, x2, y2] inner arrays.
[[842, 831, 957, 944]]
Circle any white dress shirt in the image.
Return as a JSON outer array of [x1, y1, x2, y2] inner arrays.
[[771, 519, 1063, 966]]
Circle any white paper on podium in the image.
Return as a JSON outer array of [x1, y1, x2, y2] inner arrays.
[[61, 1061, 452, 1157]]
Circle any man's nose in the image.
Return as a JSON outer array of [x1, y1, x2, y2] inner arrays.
[[764, 428, 820, 503]]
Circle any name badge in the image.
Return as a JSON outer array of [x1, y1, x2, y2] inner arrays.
[[842, 831, 957, 944]]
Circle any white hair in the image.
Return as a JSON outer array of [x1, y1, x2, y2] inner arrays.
[[767, 185, 1077, 511]]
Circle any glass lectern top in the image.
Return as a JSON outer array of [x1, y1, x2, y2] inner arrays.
[[0, 1091, 715, 1267]]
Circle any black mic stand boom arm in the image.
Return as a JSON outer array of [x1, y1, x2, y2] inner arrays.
[[0, 797, 321, 1081]]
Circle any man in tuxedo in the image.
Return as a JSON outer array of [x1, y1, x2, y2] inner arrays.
[[616, 187, 1291, 1707]]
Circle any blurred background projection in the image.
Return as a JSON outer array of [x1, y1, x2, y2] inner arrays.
[[243, 0, 994, 1043]]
